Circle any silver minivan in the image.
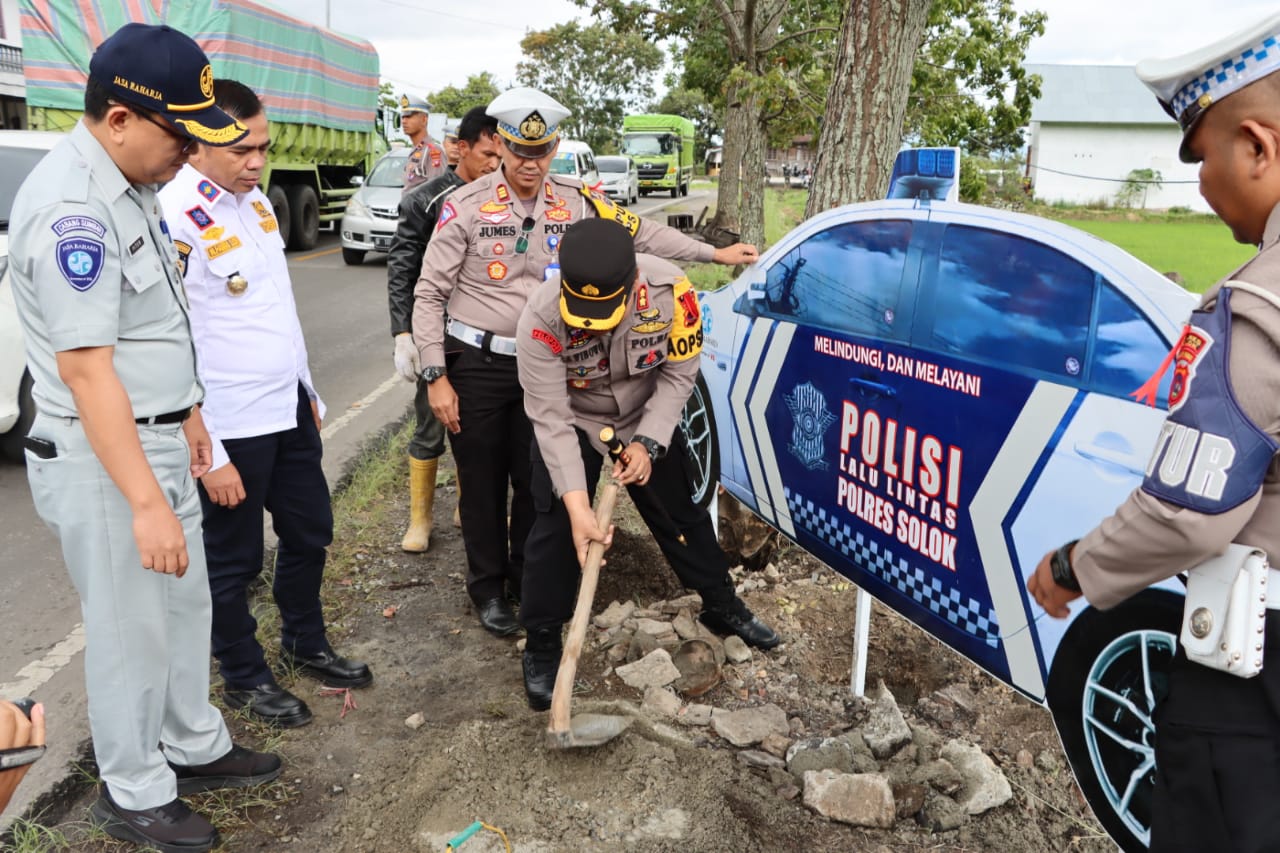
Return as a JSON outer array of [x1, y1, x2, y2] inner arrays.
[[339, 147, 412, 265]]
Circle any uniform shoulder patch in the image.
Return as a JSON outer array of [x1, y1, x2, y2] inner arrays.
[[667, 277, 704, 362], [437, 201, 457, 231], [56, 237, 105, 291], [578, 185, 639, 236], [50, 215, 107, 239], [531, 328, 564, 355], [197, 179, 220, 202], [173, 240, 193, 278]]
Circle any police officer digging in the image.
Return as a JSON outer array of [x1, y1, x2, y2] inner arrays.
[[1026, 12, 1280, 852], [388, 106, 501, 553], [516, 218, 779, 710], [159, 81, 372, 729], [412, 87, 758, 638], [399, 93, 447, 194], [8, 25, 278, 852]]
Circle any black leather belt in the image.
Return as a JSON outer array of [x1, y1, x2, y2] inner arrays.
[[136, 408, 191, 425]]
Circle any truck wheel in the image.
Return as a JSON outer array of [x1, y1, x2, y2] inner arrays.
[[680, 180, 689, 197], [267, 184, 292, 248], [0, 370, 36, 464], [287, 184, 320, 251], [1046, 589, 1181, 853], [342, 248, 366, 266], [670, 186, 678, 199]]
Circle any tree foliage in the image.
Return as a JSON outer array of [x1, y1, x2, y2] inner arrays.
[[427, 72, 503, 120], [516, 22, 664, 154], [906, 0, 1046, 155]]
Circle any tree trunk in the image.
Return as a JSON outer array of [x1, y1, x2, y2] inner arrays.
[[805, 0, 932, 217], [707, 79, 748, 244], [738, 91, 767, 248]]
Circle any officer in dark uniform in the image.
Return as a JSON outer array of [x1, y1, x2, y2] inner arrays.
[[1027, 12, 1280, 852], [388, 106, 501, 552], [516, 218, 779, 709]]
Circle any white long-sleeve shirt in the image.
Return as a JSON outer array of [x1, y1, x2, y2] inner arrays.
[[159, 164, 324, 471]]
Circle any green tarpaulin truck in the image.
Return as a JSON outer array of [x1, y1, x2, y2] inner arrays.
[[621, 114, 694, 199], [20, 0, 382, 251]]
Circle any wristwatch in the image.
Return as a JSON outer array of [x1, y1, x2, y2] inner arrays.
[[420, 366, 447, 384], [1050, 539, 1081, 592], [634, 435, 666, 461]]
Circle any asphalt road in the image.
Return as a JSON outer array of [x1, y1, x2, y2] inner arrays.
[[0, 186, 711, 826]]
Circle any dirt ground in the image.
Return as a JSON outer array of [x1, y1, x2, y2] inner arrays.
[[28, 427, 1116, 853]]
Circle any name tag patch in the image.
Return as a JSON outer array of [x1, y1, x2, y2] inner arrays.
[[57, 237, 105, 291], [207, 235, 243, 259]]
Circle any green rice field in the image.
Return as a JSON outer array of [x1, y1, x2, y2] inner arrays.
[[1046, 217, 1255, 294]]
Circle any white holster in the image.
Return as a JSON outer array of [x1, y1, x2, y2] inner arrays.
[[1180, 543, 1270, 678]]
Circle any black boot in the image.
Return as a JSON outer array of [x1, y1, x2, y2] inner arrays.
[[522, 626, 562, 711], [700, 596, 781, 650]]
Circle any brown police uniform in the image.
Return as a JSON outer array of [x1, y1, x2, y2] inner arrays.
[[515, 252, 738, 630], [402, 136, 447, 195], [411, 170, 715, 611]]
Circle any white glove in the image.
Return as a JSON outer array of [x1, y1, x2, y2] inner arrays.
[[393, 333, 421, 383]]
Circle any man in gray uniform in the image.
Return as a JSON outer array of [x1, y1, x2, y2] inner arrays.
[[413, 86, 758, 637], [9, 24, 279, 852], [516, 218, 779, 709], [1027, 12, 1280, 851]]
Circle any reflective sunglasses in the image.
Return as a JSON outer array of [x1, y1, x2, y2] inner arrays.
[[515, 216, 535, 254]]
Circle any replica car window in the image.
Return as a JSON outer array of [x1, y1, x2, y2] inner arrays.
[[756, 219, 912, 339], [932, 226, 1092, 379], [1092, 282, 1172, 405]]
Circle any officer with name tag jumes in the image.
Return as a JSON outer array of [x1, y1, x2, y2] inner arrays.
[[1027, 12, 1280, 851]]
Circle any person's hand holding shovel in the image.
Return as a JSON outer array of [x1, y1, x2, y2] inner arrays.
[[564, 492, 614, 569]]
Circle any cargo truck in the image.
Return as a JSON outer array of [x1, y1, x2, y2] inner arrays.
[[20, 0, 382, 251], [621, 114, 695, 199]]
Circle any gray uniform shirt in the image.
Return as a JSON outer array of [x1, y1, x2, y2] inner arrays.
[[516, 254, 702, 497], [8, 121, 200, 420], [413, 170, 715, 366], [1074, 202, 1280, 609]]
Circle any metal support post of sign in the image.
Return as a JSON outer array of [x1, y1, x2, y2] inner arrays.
[[850, 587, 872, 697]]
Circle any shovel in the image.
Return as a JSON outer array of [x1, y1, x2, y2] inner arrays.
[[546, 427, 635, 749]]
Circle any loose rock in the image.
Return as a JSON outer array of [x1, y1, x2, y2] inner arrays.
[[861, 682, 912, 760], [940, 740, 1013, 815], [642, 686, 682, 718], [404, 713, 425, 730], [723, 636, 752, 664], [677, 703, 713, 727], [918, 793, 968, 832], [593, 600, 636, 630], [786, 737, 855, 779], [802, 770, 895, 828], [616, 649, 682, 690], [892, 782, 927, 819], [711, 703, 790, 747]]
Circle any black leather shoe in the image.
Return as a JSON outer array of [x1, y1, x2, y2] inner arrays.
[[477, 597, 520, 637], [90, 789, 219, 853], [171, 744, 283, 795], [223, 682, 313, 728], [699, 599, 781, 650], [523, 627, 562, 711], [282, 645, 373, 688]]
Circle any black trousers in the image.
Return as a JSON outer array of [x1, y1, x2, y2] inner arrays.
[[1149, 611, 1280, 852], [446, 345, 533, 604], [520, 427, 734, 632], [199, 384, 334, 689], [409, 377, 448, 461]]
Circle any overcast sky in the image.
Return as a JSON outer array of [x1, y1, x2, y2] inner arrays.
[[268, 0, 1279, 96]]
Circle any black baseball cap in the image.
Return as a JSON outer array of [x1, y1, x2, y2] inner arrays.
[[89, 23, 248, 146], [558, 218, 638, 330]]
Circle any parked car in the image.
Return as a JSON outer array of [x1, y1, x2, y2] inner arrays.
[[596, 155, 638, 205], [679, 199, 1196, 853], [339, 146, 412, 265], [0, 131, 64, 463], [548, 140, 600, 189]]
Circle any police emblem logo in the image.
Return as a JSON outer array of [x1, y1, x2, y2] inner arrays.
[[784, 381, 836, 470], [201, 225, 226, 241], [487, 260, 508, 281], [400, 94, 410, 109], [259, 216, 278, 234], [546, 207, 572, 223], [493, 243, 505, 255], [436, 201, 457, 231], [252, 200, 271, 219], [571, 378, 591, 389], [174, 240, 192, 278], [519, 111, 547, 140], [582, 284, 600, 297], [1169, 326, 1212, 412], [56, 237, 104, 291], [200, 64, 214, 99], [631, 319, 671, 335], [479, 210, 511, 225], [198, 180, 220, 201], [185, 206, 214, 230], [634, 350, 662, 370], [573, 365, 591, 377], [567, 328, 591, 349], [479, 201, 509, 214]]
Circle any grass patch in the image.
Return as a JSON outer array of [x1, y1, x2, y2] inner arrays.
[[4, 816, 72, 852], [1046, 217, 1251, 293]]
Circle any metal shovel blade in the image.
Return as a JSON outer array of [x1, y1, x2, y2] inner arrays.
[[546, 712, 633, 749]]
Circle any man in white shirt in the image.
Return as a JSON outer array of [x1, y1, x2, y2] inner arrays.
[[159, 81, 372, 728]]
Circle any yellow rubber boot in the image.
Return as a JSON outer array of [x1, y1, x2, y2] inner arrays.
[[453, 473, 462, 528], [402, 457, 438, 552]]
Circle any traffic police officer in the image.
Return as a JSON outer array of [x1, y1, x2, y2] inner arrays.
[[1027, 12, 1280, 851], [388, 106, 500, 551], [400, 94, 447, 194], [413, 87, 758, 637], [9, 24, 278, 852], [443, 118, 462, 168], [516, 218, 779, 709], [160, 80, 372, 729]]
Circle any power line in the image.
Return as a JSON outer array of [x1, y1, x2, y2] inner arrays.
[[1030, 163, 1197, 185]]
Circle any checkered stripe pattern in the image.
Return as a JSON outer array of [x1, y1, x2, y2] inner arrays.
[[1172, 35, 1280, 125], [786, 488, 1000, 648]]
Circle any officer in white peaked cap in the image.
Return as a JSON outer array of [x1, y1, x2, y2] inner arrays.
[[1029, 12, 1280, 852]]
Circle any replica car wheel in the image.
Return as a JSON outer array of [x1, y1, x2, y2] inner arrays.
[[1046, 590, 1181, 852], [678, 374, 719, 508], [287, 184, 320, 252], [342, 247, 366, 266], [0, 369, 35, 464], [267, 184, 292, 249]]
